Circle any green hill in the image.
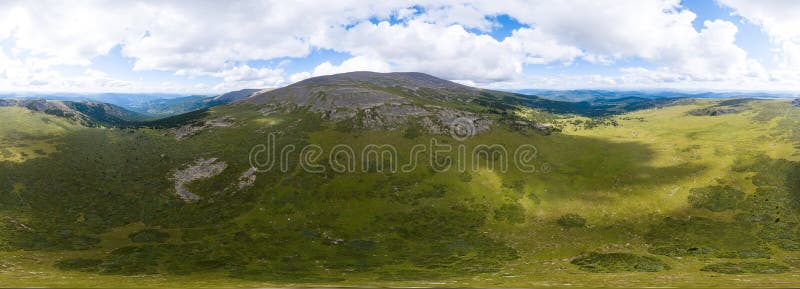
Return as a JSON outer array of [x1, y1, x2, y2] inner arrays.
[[1, 73, 799, 288]]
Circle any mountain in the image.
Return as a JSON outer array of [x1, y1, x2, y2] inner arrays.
[[208, 88, 264, 106], [0, 92, 250, 118], [118, 89, 262, 116], [1, 72, 800, 287], [241, 71, 677, 134], [240, 71, 489, 114], [513, 89, 799, 102], [0, 98, 144, 127], [123, 95, 212, 116]]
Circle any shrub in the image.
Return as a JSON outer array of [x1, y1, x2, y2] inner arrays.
[[571, 253, 669, 273], [701, 262, 789, 274], [494, 203, 525, 224], [526, 193, 541, 204], [129, 229, 170, 243], [557, 213, 586, 228], [688, 185, 744, 212], [54, 258, 102, 272], [645, 217, 765, 258]]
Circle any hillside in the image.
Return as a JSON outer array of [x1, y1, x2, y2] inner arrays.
[[0, 73, 800, 288], [0, 98, 145, 127]]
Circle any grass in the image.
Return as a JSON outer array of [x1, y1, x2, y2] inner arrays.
[[0, 98, 799, 287], [0, 107, 78, 162]]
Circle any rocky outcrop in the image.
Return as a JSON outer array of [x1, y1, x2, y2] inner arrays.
[[170, 117, 234, 139], [688, 107, 740, 116], [172, 158, 227, 201], [336, 104, 493, 136], [506, 120, 557, 135], [240, 72, 517, 138], [793, 98, 800, 107], [235, 167, 257, 190]]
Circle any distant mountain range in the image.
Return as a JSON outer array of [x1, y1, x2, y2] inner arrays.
[[509, 89, 799, 102], [0, 89, 265, 118], [0, 98, 144, 127], [2, 87, 794, 120]]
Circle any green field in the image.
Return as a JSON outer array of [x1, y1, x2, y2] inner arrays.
[[1, 98, 800, 288]]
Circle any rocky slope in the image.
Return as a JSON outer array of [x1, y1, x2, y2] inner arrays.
[[239, 71, 677, 136], [241, 72, 521, 135]]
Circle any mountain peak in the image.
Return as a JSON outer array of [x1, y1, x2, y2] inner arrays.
[[239, 71, 480, 109], [291, 71, 469, 89]]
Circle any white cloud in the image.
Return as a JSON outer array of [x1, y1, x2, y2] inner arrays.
[[311, 56, 391, 76], [655, 19, 757, 81], [213, 65, 284, 85], [0, 51, 133, 92], [316, 20, 524, 82], [288, 72, 313, 84], [0, 1, 145, 67], [717, 0, 800, 81], [509, 27, 583, 65], [307, 0, 767, 86], [0, 0, 796, 92], [287, 56, 390, 83], [717, 0, 800, 44]]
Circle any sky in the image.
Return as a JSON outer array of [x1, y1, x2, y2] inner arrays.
[[1, 0, 799, 94]]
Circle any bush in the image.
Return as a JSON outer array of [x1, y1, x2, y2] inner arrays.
[[494, 203, 525, 224], [571, 253, 669, 273], [54, 258, 102, 272], [557, 213, 586, 228], [526, 193, 541, 204], [402, 120, 423, 139], [129, 229, 170, 243], [645, 217, 766, 258], [688, 185, 744, 212], [701, 262, 789, 274]]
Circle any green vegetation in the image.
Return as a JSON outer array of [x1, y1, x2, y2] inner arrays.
[[1, 95, 800, 288], [571, 252, 670, 272], [129, 229, 170, 243], [688, 185, 745, 211], [701, 262, 790, 274], [556, 213, 587, 228]]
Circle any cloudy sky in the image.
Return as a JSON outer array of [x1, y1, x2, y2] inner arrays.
[[1, 0, 799, 94]]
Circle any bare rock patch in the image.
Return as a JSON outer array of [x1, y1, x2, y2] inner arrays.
[[172, 158, 227, 201]]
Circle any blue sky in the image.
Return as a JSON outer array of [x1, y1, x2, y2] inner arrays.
[[0, 0, 798, 94]]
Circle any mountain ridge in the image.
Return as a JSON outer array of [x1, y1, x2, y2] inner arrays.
[[0, 98, 144, 127]]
